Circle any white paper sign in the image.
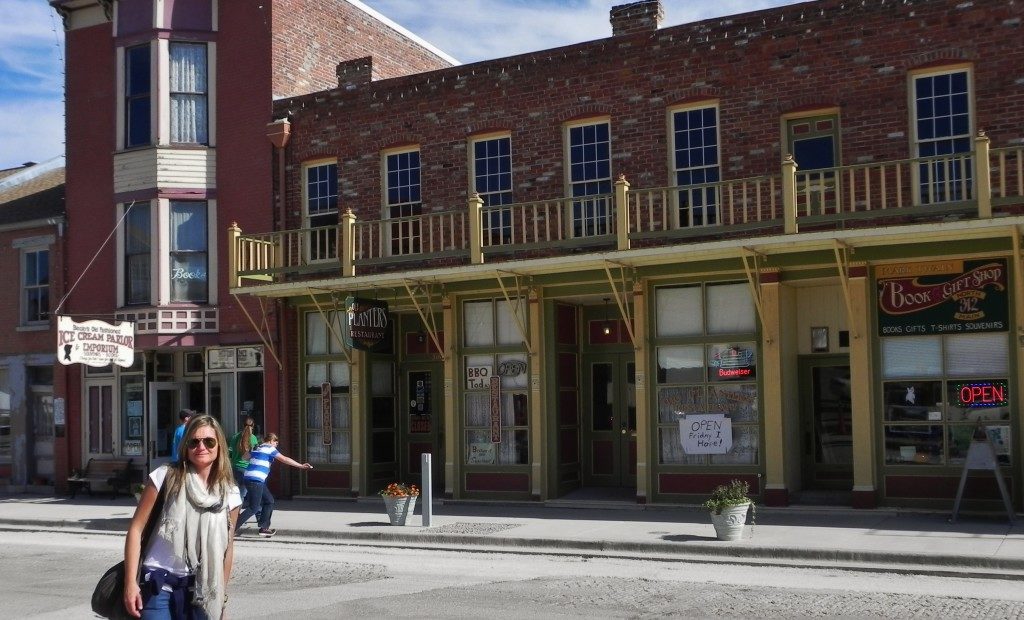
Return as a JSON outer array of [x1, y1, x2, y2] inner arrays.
[[466, 366, 492, 390], [57, 316, 135, 368], [680, 414, 733, 454]]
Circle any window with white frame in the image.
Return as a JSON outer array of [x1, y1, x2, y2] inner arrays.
[[124, 203, 151, 305], [567, 120, 612, 237], [304, 161, 338, 262], [462, 298, 529, 466], [169, 201, 208, 303], [125, 44, 151, 148], [304, 311, 351, 465], [881, 333, 1010, 466], [22, 249, 49, 324], [384, 149, 422, 255], [912, 68, 972, 204], [169, 42, 208, 144], [471, 135, 513, 245], [671, 104, 720, 227], [655, 283, 759, 466]]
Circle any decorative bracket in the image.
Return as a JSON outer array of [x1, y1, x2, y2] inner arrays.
[[832, 240, 859, 340], [308, 288, 352, 364], [740, 248, 766, 329], [495, 270, 533, 355], [403, 279, 446, 360], [230, 293, 283, 369], [603, 261, 636, 347]]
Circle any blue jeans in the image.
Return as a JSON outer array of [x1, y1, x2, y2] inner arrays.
[[141, 575, 207, 620], [232, 467, 248, 502], [238, 480, 274, 530]]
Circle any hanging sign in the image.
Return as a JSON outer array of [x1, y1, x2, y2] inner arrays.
[[321, 381, 333, 445], [489, 376, 501, 443], [679, 413, 733, 454], [344, 297, 390, 351], [877, 259, 1008, 336], [57, 316, 135, 368]]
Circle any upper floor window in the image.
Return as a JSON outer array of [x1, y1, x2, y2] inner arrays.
[[671, 105, 720, 227], [304, 161, 338, 262], [22, 249, 49, 324], [786, 112, 840, 214], [912, 68, 972, 204], [124, 203, 151, 305], [125, 44, 151, 148], [567, 120, 612, 237], [169, 201, 208, 303], [169, 43, 208, 144], [471, 135, 512, 244], [384, 149, 422, 255]]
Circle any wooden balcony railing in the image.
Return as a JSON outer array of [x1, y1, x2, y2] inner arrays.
[[229, 132, 1023, 288]]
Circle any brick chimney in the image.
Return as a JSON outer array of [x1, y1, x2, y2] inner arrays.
[[337, 56, 372, 90], [610, 0, 663, 36]]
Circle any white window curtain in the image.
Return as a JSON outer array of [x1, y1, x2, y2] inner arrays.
[[169, 43, 208, 144]]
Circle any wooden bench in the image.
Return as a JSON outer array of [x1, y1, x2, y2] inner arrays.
[[68, 458, 140, 499]]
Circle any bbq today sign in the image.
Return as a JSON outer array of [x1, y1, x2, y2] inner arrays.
[[877, 259, 1007, 336]]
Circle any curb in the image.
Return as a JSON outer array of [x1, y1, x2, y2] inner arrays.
[[4, 518, 1023, 579]]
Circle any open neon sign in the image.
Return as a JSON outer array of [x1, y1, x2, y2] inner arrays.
[[954, 381, 1008, 408]]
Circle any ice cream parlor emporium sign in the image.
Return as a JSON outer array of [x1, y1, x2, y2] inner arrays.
[[343, 296, 390, 351], [877, 259, 1007, 336], [57, 316, 135, 368]]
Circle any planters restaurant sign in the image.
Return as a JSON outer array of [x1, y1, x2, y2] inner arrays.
[[343, 296, 390, 351], [877, 259, 1007, 336]]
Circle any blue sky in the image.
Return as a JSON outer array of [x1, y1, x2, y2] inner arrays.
[[0, 0, 802, 170]]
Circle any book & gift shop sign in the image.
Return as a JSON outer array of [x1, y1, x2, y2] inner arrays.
[[877, 259, 1008, 336]]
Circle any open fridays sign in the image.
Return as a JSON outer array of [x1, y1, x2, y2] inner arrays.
[[876, 259, 1008, 336]]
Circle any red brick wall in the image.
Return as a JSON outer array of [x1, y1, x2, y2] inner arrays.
[[0, 224, 62, 356], [269, 0, 454, 98], [275, 0, 1023, 234]]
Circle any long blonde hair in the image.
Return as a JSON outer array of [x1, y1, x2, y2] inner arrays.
[[166, 414, 235, 496], [235, 416, 255, 458]]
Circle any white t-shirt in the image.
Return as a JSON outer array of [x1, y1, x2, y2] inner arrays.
[[142, 466, 242, 575]]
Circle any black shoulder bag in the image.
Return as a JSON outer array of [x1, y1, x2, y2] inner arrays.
[[91, 485, 166, 620]]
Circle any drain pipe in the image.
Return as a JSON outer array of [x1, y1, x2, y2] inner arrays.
[[266, 118, 292, 493]]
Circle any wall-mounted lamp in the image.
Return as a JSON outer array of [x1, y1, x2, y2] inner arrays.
[[602, 297, 612, 336]]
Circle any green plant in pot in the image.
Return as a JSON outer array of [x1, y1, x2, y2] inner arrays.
[[703, 479, 754, 541]]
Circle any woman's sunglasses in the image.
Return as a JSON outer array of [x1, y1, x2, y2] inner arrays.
[[187, 437, 218, 450]]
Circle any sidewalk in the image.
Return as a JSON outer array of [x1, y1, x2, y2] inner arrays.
[[1, 493, 1022, 578]]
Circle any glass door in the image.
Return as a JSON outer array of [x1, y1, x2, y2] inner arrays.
[[799, 356, 853, 490], [582, 353, 636, 488], [400, 363, 444, 491], [148, 382, 188, 469]]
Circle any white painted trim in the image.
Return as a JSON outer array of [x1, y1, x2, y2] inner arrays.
[[116, 203, 125, 308], [207, 199, 218, 305], [115, 46, 126, 150], [207, 42, 217, 147], [154, 0, 165, 29], [342, 0, 459, 66], [11, 235, 55, 249], [211, 0, 218, 31], [156, 198, 169, 304], [156, 39, 169, 146]]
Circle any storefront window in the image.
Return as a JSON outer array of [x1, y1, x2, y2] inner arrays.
[[463, 297, 529, 466], [0, 367, 10, 464], [303, 311, 352, 465], [655, 283, 759, 466], [881, 333, 1010, 465]]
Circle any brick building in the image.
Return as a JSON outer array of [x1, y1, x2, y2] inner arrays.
[[50, 0, 453, 493], [0, 158, 66, 490], [231, 0, 1024, 510]]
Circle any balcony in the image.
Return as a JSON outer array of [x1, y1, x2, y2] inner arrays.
[[229, 136, 1024, 294]]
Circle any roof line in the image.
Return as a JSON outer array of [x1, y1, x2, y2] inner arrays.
[[0, 155, 66, 191], [343, 0, 460, 66]]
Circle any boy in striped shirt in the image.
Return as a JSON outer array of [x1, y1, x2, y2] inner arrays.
[[236, 432, 313, 537]]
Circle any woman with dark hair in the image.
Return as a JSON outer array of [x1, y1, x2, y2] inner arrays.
[[123, 414, 241, 619]]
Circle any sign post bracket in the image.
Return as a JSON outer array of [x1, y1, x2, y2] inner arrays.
[[403, 279, 446, 360], [832, 239, 860, 340], [307, 288, 353, 364], [602, 261, 636, 347], [495, 270, 533, 355]]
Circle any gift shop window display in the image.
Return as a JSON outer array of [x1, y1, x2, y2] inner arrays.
[[881, 332, 1011, 466]]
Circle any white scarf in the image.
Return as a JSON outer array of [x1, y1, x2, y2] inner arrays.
[[156, 468, 230, 619]]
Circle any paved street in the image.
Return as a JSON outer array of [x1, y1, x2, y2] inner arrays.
[[3, 529, 1024, 619]]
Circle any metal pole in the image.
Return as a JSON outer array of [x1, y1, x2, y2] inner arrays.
[[421, 452, 432, 527]]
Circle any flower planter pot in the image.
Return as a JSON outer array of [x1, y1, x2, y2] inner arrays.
[[709, 502, 750, 541], [382, 495, 417, 526]]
